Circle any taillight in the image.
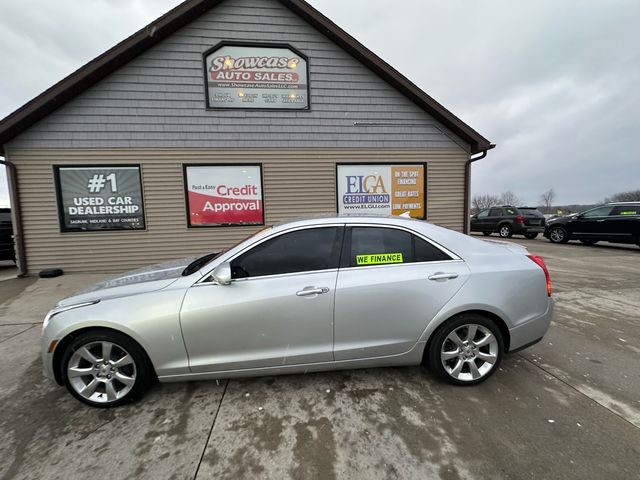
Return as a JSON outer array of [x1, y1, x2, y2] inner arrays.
[[516, 215, 525, 224], [527, 255, 552, 297]]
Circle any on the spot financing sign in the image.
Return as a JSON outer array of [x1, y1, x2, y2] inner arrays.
[[204, 44, 309, 109], [185, 166, 264, 227], [337, 164, 426, 219]]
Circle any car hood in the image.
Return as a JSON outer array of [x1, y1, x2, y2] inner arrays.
[[57, 256, 203, 307]]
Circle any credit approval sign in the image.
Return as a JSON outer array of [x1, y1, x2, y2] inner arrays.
[[337, 164, 426, 219], [204, 44, 309, 110], [185, 165, 264, 227]]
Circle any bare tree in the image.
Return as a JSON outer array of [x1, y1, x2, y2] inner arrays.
[[540, 188, 555, 214], [471, 194, 501, 213], [500, 190, 521, 206], [604, 189, 640, 203]]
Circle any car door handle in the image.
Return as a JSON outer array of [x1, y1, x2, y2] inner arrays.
[[428, 272, 459, 281], [296, 287, 330, 297]]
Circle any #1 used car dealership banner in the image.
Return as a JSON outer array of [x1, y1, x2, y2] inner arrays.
[[55, 166, 145, 232], [337, 164, 426, 219], [204, 44, 309, 109], [185, 166, 264, 227]]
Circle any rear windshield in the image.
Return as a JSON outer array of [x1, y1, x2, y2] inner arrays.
[[518, 208, 544, 217]]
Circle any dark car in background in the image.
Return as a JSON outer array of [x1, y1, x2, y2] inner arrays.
[[471, 206, 546, 239], [0, 208, 15, 262], [544, 203, 640, 248]]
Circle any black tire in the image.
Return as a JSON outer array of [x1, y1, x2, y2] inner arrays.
[[524, 233, 538, 239], [548, 226, 569, 244], [427, 313, 504, 386], [580, 239, 598, 246], [61, 330, 154, 408], [498, 224, 513, 238], [482, 232, 492, 237]]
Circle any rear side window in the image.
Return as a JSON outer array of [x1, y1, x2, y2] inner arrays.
[[231, 227, 343, 279], [611, 206, 640, 216], [503, 207, 518, 216], [347, 227, 451, 267], [488, 208, 502, 216]]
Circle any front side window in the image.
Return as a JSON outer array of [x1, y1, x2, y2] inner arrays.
[[476, 209, 489, 218], [347, 227, 451, 268], [231, 227, 343, 279], [582, 206, 614, 218]]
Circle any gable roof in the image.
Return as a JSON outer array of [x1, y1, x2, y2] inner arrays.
[[0, 0, 493, 155]]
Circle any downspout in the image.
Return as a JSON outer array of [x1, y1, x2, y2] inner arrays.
[[463, 144, 496, 234], [0, 156, 27, 276]]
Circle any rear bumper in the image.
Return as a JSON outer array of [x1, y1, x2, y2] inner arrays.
[[508, 299, 554, 352]]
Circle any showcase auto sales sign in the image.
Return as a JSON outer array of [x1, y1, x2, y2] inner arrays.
[[204, 44, 309, 109], [186, 166, 264, 226]]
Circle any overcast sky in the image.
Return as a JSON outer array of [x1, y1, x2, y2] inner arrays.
[[1, 0, 639, 207]]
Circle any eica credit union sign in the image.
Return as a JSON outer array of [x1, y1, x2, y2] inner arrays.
[[337, 164, 426, 219], [185, 165, 264, 227], [204, 43, 309, 109], [54, 166, 145, 232]]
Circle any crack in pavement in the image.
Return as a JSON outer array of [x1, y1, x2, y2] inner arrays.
[[518, 353, 640, 431], [0, 325, 37, 344], [193, 379, 230, 480]]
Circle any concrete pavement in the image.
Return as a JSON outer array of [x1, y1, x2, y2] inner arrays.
[[0, 237, 639, 479]]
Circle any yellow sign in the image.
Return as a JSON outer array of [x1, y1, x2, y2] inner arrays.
[[356, 253, 404, 265]]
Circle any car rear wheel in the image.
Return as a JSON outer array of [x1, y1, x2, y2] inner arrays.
[[61, 331, 154, 408], [427, 314, 504, 386], [482, 232, 492, 236], [524, 233, 538, 239], [548, 226, 569, 244], [580, 239, 598, 246], [498, 224, 513, 238]]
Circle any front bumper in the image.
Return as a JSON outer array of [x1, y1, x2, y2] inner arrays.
[[508, 298, 554, 352]]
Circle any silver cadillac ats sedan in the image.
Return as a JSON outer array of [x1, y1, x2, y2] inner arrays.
[[41, 216, 553, 407]]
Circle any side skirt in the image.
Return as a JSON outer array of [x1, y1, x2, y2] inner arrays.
[[158, 341, 426, 383]]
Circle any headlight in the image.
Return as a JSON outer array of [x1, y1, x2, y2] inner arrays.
[[43, 300, 100, 329]]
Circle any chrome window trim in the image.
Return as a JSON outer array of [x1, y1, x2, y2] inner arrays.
[[196, 221, 462, 285]]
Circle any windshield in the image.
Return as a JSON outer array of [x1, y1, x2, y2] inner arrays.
[[182, 252, 223, 276]]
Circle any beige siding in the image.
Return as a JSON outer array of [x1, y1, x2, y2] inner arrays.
[[8, 148, 468, 274]]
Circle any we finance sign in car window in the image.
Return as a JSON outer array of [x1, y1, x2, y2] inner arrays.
[[185, 165, 264, 227], [337, 164, 426, 219]]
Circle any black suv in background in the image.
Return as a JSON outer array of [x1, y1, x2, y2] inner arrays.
[[0, 208, 15, 262], [471, 206, 546, 239], [544, 203, 640, 248]]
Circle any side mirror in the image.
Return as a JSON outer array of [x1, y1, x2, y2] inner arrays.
[[212, 262, 232, 285]]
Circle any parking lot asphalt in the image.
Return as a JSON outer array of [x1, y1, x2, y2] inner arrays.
[[0, 238, 638, 479]]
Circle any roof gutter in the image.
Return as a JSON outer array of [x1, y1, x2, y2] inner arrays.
[[463, 144, 496, 235], [0, 156, 27, 276]]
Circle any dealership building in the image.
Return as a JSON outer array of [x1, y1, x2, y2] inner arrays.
[[0, 0, 493, 274]]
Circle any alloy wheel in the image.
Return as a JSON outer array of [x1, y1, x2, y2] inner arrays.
[[440, 324, 499, 382], [549, 227, 566, 243], [67, 341, 137, 404], [499, 226, 511, 238]]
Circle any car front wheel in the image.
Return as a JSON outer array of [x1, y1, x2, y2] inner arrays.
[[548, 226, 569, 244], [61, 330, 154, 408], [427, 314, 504, 386]]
